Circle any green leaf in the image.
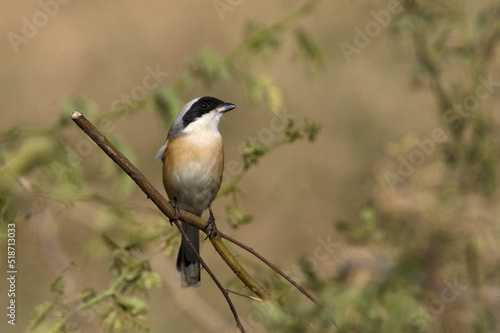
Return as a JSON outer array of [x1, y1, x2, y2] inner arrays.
[[302, 119, 321, 142], [244, 73, 264, 105], [0, 137, 58, 190], [101, 233, 120, 251], [50, 276, 64, 294], [225, 203, 253, 229], [101, 308, 118, 332], [77, 288, 97, 303], [124, 227, 161, 251], [244, 21, 282, 59], [244, 73, 283, 115], [154, 86, 182, 127], [190, 47, 228, 87], [96, 301, 115, 322], [242, 141, 270, 169], [114, 294, 147, 315], [29, 302, 53, 329], [294, 27, 324, 74], [141, 271, 162, 290], [284, 119, 302, 143]]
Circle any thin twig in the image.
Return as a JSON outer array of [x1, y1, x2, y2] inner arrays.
[[219, 231, 318, 304], [170, 216, 244, 333], [226, 289, 263, 302], [219, 232, 344, 332]]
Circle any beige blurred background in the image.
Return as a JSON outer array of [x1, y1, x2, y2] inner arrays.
[[0, 0, 471, 332]]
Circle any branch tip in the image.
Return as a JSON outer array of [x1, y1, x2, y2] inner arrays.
[[71, 110, 83, 119]]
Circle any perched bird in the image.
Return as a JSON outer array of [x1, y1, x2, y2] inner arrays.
[[157, 96, 236, 287]]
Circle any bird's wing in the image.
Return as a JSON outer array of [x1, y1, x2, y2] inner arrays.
[[155, 140, 169, 161]]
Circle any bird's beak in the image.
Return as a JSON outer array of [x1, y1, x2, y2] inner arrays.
[[217, 103, 236, 113]]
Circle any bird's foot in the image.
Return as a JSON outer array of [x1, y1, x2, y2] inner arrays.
[[169, 200, 180, 226], [204, 216, 218, 239], [204, 204, 218, 239]]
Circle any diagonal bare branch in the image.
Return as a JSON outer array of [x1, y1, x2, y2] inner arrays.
[[70, 110, 273, 331]]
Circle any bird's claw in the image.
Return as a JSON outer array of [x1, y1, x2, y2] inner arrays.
[[204, 215, 218, 239], [169, 200, 180, 226]]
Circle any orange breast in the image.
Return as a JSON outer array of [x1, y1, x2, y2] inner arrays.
[[162, 135, 224, 211]]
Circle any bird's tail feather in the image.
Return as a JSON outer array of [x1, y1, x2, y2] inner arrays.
[[176, 222, 200, 288]]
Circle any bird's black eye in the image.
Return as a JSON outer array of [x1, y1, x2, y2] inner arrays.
[[181, 97, 224, 127]]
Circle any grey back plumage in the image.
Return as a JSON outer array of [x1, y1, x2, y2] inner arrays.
[[166, 97, 201, 140]]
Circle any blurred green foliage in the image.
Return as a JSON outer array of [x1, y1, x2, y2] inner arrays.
[[242, 1, 500, 332]]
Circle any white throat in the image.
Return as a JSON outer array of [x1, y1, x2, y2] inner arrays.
[[183, 111, 223, 137]]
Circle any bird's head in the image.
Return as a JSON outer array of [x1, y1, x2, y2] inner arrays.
[[169, 96, 236, 138]]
